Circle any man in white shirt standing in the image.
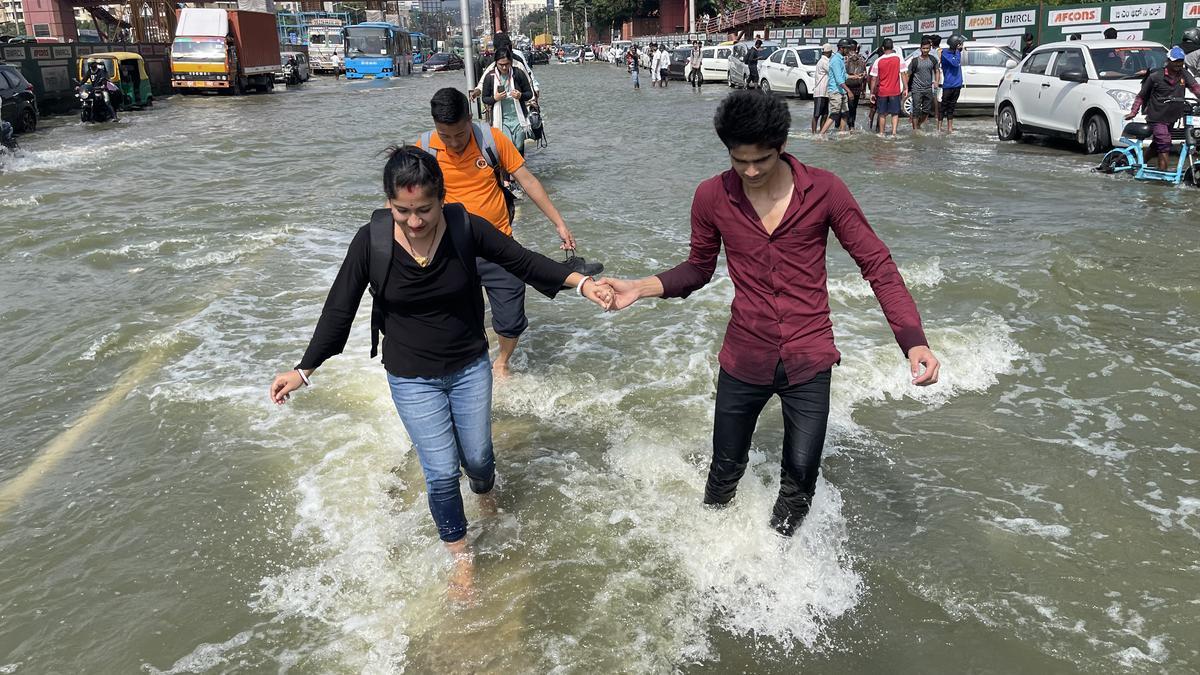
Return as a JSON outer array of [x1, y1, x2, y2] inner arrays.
[[812, 43, 832, 133], [657, 44, 671, 88], [648, 43, 661, 87], [331, 51, 342, 80]]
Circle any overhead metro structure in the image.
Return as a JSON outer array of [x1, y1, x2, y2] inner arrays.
[[695, 0, 825, 38]]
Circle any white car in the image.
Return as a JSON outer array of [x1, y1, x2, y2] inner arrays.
[[994, 40, 1169, 153], [694, 44, 733, 82], [956, 41, 1023, 106], [757, 45, 823, 98]]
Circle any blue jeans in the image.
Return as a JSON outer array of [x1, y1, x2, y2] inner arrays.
[[387, 354, 494, 543]]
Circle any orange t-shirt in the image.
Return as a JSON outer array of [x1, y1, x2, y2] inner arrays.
[[416, 127, 525, 236]]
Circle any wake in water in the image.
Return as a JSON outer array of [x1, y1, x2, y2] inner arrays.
[[148, 268, 1022, 673]]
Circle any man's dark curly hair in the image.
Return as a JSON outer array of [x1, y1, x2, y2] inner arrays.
[[713, 90, 790, 151]]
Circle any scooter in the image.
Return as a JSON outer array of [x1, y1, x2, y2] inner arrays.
[[1096, 99, 1200, 186]]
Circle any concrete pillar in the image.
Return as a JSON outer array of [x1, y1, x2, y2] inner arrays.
[[24, 0, 78, 41]]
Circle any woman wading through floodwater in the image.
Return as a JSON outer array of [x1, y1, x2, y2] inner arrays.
[[269, 147, 612, 598]]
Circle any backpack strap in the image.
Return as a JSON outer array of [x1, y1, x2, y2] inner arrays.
[[367, 208, 393, 359], [442, 203, 476, 276], [442, 203, 484, 319], [472, 122, 501, 173], [471, 122, 517, 223], [418, 130, 436, 159]]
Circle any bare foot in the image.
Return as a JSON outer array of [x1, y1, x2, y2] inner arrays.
[[478, 491, 499, 518], [446, 540, 477, 604], [492, 361, 511, 379]]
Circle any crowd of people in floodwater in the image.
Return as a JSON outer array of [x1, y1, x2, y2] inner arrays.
[[620, 35, 970, 137]]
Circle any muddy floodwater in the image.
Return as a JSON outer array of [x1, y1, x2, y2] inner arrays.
[[2, 63, 1198, 673]]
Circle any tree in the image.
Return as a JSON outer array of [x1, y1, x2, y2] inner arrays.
[[812, 2, 868, 26], [519, 8, 551, 37]]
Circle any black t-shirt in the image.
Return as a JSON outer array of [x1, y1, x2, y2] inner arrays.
[[298, 212, 572, 378], [1138, 68, 1198, 124], [746, 47, 759, 65]]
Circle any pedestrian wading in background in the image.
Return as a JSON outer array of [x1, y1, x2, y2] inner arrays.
[[417, 88, 589, 376], [627, 45, 641, 89], [844, 38, 866, 130], [869, 38, 907, 137], [688, 40, 704, 89], [480, 49, 534, 157], [820, 40, 853, 134], [596, 91, 940, 537], [907, 39, 940, 131], [812, 44, 831, 134], [939, 35, 965, 134], [269, 147, 612, 599]]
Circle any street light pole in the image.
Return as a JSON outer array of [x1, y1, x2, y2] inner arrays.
[[458, 0, 475, 93]]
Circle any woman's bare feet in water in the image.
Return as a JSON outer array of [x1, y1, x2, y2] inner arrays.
[[477, 490, 499, 518], [445, 539, 477, 604]]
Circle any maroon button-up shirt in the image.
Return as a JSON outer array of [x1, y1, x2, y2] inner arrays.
[[656, 153, 928, 386]]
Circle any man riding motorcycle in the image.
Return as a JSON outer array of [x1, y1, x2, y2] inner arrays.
[[83, 59, 119, 122]]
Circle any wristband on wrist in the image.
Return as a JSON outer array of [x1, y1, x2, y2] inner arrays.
[[296, 369, 311, 387], [577, 276, 592, 298]]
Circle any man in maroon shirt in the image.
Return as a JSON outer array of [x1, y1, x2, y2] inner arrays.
[[598, 91, 940, 536]]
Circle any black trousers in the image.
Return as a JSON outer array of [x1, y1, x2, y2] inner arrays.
[[704, 362, 831, 536], [846, 89, 861, 129]]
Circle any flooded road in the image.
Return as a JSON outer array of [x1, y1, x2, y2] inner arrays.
[[2, 63, 1198, 673]]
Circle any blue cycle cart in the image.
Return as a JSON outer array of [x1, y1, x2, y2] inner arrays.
[[1096, 99, 1200, 186]]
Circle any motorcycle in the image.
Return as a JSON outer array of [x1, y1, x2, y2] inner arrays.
[[77, 82, 118, 123]]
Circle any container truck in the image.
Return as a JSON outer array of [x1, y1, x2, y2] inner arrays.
[[171, 8, 281, 94]]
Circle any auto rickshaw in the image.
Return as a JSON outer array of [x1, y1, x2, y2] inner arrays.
[[77, 52, 153, 109]]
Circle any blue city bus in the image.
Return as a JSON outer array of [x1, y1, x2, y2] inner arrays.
[[410, 31, 429, 65], [342, 22, 413, 79]]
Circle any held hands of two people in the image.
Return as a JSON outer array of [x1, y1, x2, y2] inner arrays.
[[580, 278, 614, 309], [592, 277, 642, 312]]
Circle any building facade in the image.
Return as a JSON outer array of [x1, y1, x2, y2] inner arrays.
[[2, 0, 24, 32]]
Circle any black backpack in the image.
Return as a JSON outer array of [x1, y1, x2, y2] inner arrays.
[[366, 203, 479, 359]]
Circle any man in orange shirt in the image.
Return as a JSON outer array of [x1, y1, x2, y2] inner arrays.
[[417, 87, 576, 375]]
